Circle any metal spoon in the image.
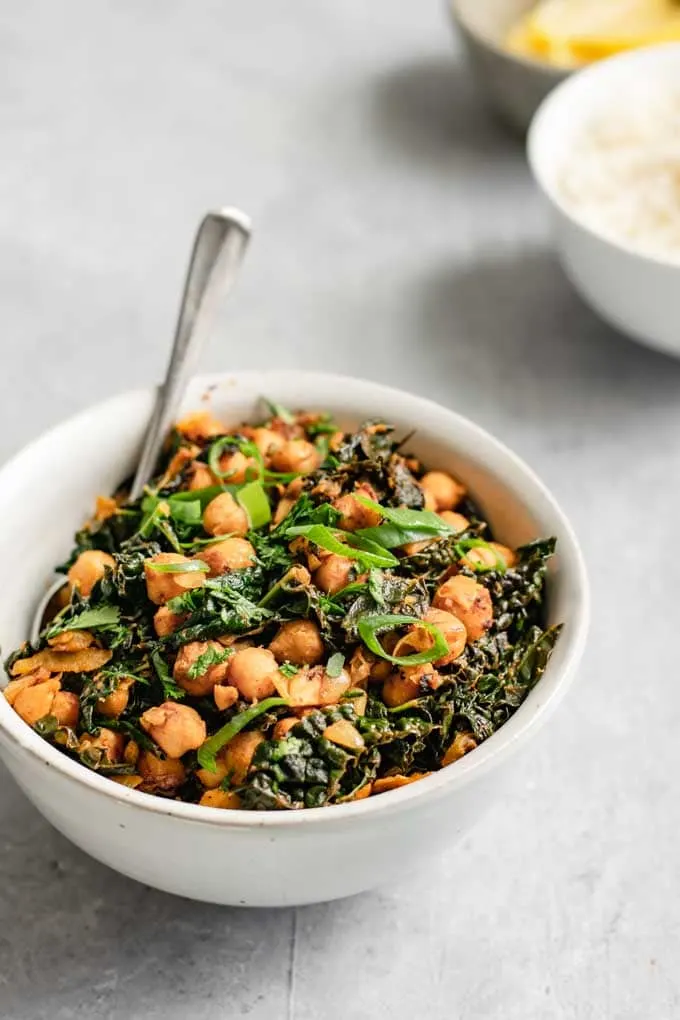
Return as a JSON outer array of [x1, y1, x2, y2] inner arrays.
[[31, 207, 252, 644]]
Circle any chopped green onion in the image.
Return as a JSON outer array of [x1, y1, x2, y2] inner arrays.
[[455, 538, 507, 574], [285, 524, 398, 569], [197, 697, 289, 772], [305, 417, 337, 436], [236, 480, 271, 529], [170, 486, 229, 508], [169, 499, 202, 525], [356, 497, 455, 550], [207, 436, 242, 479], [357, 613, 449, 666], [148, 559, 209, 573], [325, 652, 345, 678], [264, 398, 295, 425]]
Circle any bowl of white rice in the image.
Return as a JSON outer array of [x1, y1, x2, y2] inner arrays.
[[527, 43, 680, 357]]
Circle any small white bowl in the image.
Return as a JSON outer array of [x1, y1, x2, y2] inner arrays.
[[528, 44, 680, 358], [449, 0, 570, 133], [0, 372, 589, 906]]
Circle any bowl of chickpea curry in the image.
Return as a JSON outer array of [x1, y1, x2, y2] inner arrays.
[[0, 373, 588, 904]]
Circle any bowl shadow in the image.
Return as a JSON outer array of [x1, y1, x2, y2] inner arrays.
[[369, 56, 521, 165], [0, 777, 291, 1017], [409, 246, 680, 445]]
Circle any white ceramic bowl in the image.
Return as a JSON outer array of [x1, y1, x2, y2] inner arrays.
[[0, 372, 588, 906], [449, 0, 570, 134], [528, 44, 680, 358]]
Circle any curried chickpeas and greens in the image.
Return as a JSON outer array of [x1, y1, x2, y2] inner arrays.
[[2, 402, 560, 810]]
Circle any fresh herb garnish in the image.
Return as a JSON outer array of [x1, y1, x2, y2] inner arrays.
[[148, 559, 208, 574], [187, 644, 233, 680], [46, 603, 121, 638]]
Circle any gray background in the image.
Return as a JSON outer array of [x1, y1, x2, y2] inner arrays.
[[1, 2, 679, 1018]]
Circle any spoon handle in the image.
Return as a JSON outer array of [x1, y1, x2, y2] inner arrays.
[[129, 208, 251, 502]]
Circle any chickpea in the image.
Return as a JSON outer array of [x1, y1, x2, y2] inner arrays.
[[442, 731, 477, 766], [3, 675, 37, 707], [223, 730, 264, 784], [269, 620, 324, 666], [284, 665, 353, 706], [251, 427, 285, 462], [273, 717, 299, 740], [433, 574, 493, 642], [420, 471, 466, 512], [173, 640, 230, 697], [489, 542, 517, 569], [382, 670, 421, 708], [200, 537, 256, 576], [12, 676, 61, 725], [401, 538, 434, 557], [287, 564, 311, 587], [383, 664, 440, 708], [273, 477, 304, 525], [97, 675, 135, 717], [188, 462, 216, 490], [218, 450, 257, 484], [270, 439, 320, 475], [227, 646, 278, 702], [154, 606, 185, 637], [199, 789, 242, 809], [422, 607, 467, 665], [176, 410, 225, 441], [423, 489, 437, 512], [67, 550, 115, 597], [140, 701, 207, 759], [138, 750, 186, 794], [349, 646, 374, 687], [290, 536, 323, 572], [124, 739, 140, 766], [79, 728, 125, 764], [273, 496, 296, 526], [333, 485, 382, 532], [144, 553, 206, 605], [214, 684, 239, 711], [202, 492, 249, 537], [313, 554, 354, 595], [439, 511, 469, 533], [195, 754, 229, 789]]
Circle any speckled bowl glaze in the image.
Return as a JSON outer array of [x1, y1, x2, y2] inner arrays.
[[449, 0, 570, 133], [0, 372, 589, 906]]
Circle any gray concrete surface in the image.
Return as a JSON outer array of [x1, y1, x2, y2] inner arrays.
[[1, 2, 679, 1017]]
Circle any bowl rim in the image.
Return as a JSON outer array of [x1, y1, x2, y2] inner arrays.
[[448, 0, 572, 76], [527, 41, 680, 270], [0, 370, 590, 829]]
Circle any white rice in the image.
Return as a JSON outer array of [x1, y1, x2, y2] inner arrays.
[[557, 82, 680, 263]]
